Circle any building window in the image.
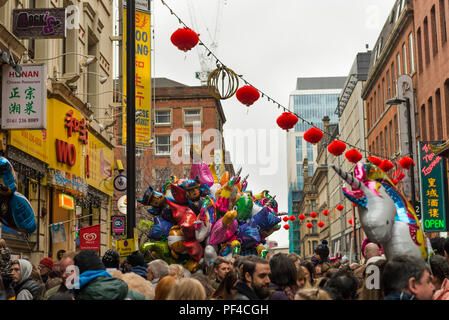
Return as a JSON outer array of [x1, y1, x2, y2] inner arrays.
[[312, 240, 318, 252], [436, 89, 443, 140], [374, 91, 377, 120], [183, 109, 201, 126], [394, 114, 399, 152], [389, 121, 393, 157], [380, 131, 384, 157], [311, 199, 316, 211], [183, 133, 202, 156], [155, 135, 171, 155], [445, 80, 449, 136], [417, 28, 423, 72], [377, 85, 381, 116], [387, 70, 391, 99], [403, 43, 408, 75], [409, 33, 416, 73], [312, 221, 317, 234], [397, 53, 401, 76], [384, 126, 388, 157], [370, 97, 374, 127], [155, 110, 171, 125], [391, 62, 396, 96], [382, 78, 386, 112], [308, 164, 314, 177], [440, 0, 447, 43], [307, 143, 313, 162], [428, 97, 434, 141], [296, 137, 303, 162], [421, 104, 427, 140], [376, 136, 379, 155], [424, 17, 431, 65], [431, 5, 439, 55]]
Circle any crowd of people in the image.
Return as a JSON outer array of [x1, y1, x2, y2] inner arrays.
[[1, 236, 448, 301]]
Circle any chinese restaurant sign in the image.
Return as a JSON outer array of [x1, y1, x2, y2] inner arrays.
[[12, 8, 66, 39], [1, 64, 47, 129], [418, 141, 448, 232], [122, 1, 151, 147]]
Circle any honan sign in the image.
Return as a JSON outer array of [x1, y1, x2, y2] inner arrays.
[[12, 8, 66, 39]]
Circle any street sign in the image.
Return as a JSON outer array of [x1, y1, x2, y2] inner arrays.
[[418, 141, 448, 232]]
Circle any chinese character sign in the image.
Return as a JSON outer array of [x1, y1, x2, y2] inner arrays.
[[418, 141, 448, 232], [122, 3, 151, 147], [1, 64, 47, 129]]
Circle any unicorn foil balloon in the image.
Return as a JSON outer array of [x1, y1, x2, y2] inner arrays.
[[332, 163, 431, 261]]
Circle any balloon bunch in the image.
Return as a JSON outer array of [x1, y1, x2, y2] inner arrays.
[[0, 157, 37, 234], [139, 162, 281, 273]]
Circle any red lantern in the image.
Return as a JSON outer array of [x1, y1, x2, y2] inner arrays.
[[303, 127, 323, 145], [345, 149, 363, 163], [277, 112, 299, 131], [298, 214, 306, 221], [310, 212, 317, 218], [318, 221, 325, 228], [379, 159, 394, 172], [399, 156, 414, 170], [282, 216, 289, 222], [283, 224, 290, 230], [352, 203, 357, 207], [306, 222, 313, 229], [289, 215, 296, 221], [368, 156, 382, 166], [170, 27, 199, 52], [327, 140, 347, 156], [236, 85, 260, 106], [336, 204, 344, 211], [323, 209, 329, 216], [348, 219, 353, 225]]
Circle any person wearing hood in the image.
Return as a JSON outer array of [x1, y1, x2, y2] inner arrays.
[[124, 251, 148, 279], [11, 259, 44, 300], [74, 250, 131, 300]]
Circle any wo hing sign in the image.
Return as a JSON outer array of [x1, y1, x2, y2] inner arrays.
[[418, 141, 448, 232], [79, 224, 101, 251]]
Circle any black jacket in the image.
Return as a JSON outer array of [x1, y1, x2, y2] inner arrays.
[[14, 278, 44, 300], [233, 281, 260, 300]]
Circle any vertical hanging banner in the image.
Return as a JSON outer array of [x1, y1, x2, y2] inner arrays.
[[123, 1, 151, 147], [418, 141, 448, 232], [79, 224, 101, 251]]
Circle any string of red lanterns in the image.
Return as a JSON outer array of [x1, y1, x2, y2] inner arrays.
[[162, 0, 415, 165]]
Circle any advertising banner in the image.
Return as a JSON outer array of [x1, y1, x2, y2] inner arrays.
[[2, 64, 47, 129], [122, 1, 151, 147], [79, 224, 101, 251], [112, 216, 126, 236], [418, 141, 448, 232]]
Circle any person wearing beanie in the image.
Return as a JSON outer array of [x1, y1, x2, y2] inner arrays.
[[102, 249, 121, 274], [11, 259, 44, 300], [124, 251, 148, 279], [39, 257, 54, 283]]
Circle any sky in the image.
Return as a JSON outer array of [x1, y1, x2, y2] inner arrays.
[[150, 0, 396, 247]]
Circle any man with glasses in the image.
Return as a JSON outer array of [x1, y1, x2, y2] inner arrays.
[[38, 257, 54, 283], [42, 252, 76, 300], [11, 259, 44, 300]]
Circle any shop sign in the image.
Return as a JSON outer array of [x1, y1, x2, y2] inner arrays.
[[113, 174, 127, 191], [418, 141, 448, 232], [12, 8, 67, 39], [1, 64, 47, 129], [115, 238, 138, 258], [112, 216, 126, 236], [79, 224, 101, 251], [59, 193, 75, 210], [47, 168, 88, 195]]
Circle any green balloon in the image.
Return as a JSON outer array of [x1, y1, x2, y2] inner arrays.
[[235, 196, 254, 220], [141, 241, 170, 261]]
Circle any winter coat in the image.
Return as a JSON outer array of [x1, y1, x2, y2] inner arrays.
[[384, 292, 417, 300], [75, 270, 129, 300], [433, 278, 449, 300], [128, 265, 148, 279], [13, 259, 44, 300], [233, 281, 259, 300], [269, 283, 294, 300]]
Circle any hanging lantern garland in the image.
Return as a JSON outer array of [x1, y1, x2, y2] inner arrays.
[[289, 215, 296, 221], [277, 112, 299, 131], [345, 149, 363, 163], [298, 214, 306, 221], [310, 212, 317, 218], [236, 85, 260, 106], [282, 216, 289, 222], [368, 156, 382, 166], [336, 204, 344, 211], [303, 127, 324, 145], [318, 221, 325, 228], [170, 27, 199, 51], [379, 159, 394, 172], [399, 156, 414, 170], [283, 224, 290, 230], [207, 66, 239, 100], [306, 222, 313, 229], [327, 140, 347, 156]]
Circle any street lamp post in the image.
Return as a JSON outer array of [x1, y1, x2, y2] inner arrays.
[[386, 97, 416, 209]]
